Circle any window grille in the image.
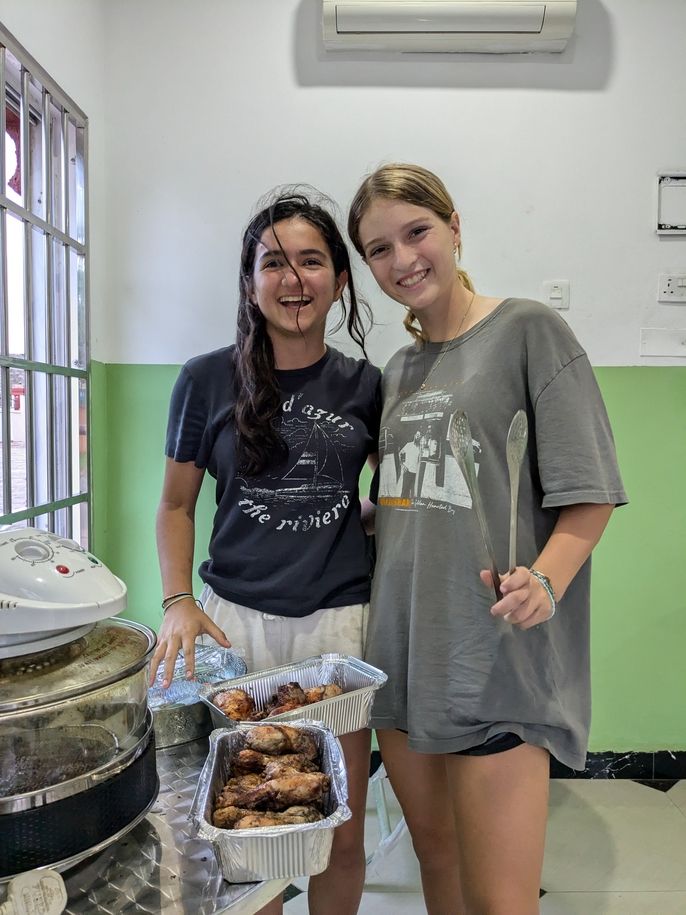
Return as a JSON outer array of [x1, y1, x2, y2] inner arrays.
[[0, 24, 90, 545]]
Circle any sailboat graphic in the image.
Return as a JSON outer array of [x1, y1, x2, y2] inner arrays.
[[242, 419, 348, 505], [282, 422, 344, 491]]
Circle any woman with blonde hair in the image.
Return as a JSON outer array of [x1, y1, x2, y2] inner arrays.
[[348, 164, 626, 914]]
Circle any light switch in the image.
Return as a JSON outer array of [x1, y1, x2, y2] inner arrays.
[[542, 280, 570, 310], [640, 327, 686, 357]]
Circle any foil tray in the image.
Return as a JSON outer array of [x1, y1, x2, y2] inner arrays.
[[189, 721, 351, 883], [149, 647, 247, 749], [198, 653, 387, 737]]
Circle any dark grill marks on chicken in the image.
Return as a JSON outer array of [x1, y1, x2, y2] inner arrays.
[[212, 725, 331, 830], [243, 724, 318, 759], [212, 681, 343, 722]]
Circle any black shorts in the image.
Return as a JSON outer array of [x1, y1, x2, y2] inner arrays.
[[397, 729, 524, 756]]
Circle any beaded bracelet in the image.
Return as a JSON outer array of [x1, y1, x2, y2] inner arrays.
[[529, 569, 556, 619]]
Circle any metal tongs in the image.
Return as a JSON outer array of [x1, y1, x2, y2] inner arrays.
[[505, 410, 528, 573], [448, 411, 503, 602], [448, 409, 528, 603]]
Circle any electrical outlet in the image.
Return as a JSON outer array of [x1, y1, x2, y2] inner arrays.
[[658, 273, 686, 303]]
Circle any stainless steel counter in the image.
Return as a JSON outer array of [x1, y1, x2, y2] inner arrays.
[[58, 738, 290, 914]]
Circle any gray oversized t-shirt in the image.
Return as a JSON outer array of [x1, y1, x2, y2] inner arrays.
[[366, 298, 627, 769]]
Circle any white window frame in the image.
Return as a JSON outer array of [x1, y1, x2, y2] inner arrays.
[[0, 23, 90, 545]]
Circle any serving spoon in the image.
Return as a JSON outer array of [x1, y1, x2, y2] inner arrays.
[[448, 411, 503, 602], [505, 410, 528, 574]]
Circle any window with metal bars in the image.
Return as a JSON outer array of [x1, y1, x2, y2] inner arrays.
[[0, 25, 90, 545]]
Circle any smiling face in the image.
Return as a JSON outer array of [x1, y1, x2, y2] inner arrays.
[[250, 217, 347, 349], [357, 198, 460, 317]]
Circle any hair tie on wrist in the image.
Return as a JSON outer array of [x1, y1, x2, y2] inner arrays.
[[529, 569, 556, 619], [161, 591, 195, 612]]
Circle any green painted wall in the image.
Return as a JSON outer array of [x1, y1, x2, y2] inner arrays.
[[90, 361, 686, 751]]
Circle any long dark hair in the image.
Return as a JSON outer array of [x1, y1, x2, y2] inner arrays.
[[235, 189, 371, 475]]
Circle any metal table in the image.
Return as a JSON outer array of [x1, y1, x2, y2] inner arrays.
[[58, 738, 290, 914]]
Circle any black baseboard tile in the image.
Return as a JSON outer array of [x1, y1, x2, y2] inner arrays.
[[550, 750, 686, 780], [654, 750, 686, 779], [372, 746, 686, 780]]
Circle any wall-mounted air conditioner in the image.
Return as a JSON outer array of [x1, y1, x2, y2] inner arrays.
[[322, 0, 577, 53]]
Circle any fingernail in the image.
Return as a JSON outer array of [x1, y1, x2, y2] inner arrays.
[[162, 679, 169, 688]]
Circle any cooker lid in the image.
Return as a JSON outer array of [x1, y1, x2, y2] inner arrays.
[[0, 528, 127, 657], [0, 619, 155, 713]]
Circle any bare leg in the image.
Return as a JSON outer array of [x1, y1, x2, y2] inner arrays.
[[446, 742, 549, 915], [307, 728, 371, 915], [377, 729, 465, 915], [253, 895, 283, 915]]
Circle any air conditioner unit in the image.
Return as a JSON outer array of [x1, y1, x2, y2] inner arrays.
[[322, 0, 577, 53]]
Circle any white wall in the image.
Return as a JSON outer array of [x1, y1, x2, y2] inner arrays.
[[0, 0, 109, 358], [3, 0, 686, 366]]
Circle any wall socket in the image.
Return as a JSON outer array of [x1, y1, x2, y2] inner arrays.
[[658, 273, 686, 303]]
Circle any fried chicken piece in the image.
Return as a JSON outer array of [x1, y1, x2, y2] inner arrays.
[[213, 688, 255, 721], [232, 806, 325, 830], [276, 682, 308, 706], [224, 773, 263, 790], [215, 773, 263, 809], [232, 749, 318, 775], [303, 684, 343, 703], [238, 771, 330, 811], [244, 725, 318, 759], [212, 805, 253, 828], [213, 804, 325, 829], [262, 761, 312, 780], [265, 702, 302, 717], [262, 682, 308, 716]]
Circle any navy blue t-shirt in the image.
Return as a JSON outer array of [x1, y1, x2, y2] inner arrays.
[[165, 346, 382, 616]]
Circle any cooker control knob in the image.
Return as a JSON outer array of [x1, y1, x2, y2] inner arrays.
[[13, 539, 53, 562], [57, 537, 83, 552]]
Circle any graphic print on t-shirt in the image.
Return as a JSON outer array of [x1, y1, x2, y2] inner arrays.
[[378, 389, 479, 512], [237, 392, 356, 532]]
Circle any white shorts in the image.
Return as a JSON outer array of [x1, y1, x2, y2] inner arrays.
[[200, 586, 369, 674]]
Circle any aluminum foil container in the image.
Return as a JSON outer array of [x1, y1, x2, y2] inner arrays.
[[189, 721, 351, 882], [199, 653, 387, 737], [149, 646, 247, 749]]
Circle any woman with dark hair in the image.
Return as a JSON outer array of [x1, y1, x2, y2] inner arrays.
[[151, 189, 380, 915], [348, 164, 626, 915]]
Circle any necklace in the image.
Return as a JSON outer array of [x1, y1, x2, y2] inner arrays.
[[419, 291, 476, 391]]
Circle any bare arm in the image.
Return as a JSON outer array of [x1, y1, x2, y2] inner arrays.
[[483, 503, 615, 629], [360, 452, 379, 535], [150, 458, 230, 687]]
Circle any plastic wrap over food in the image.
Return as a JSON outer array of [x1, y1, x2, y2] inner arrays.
[[148, 646, 247, 710], [198, 653, 387, 737], [149, 646, 248, 749], [189, 721, 351, 883]]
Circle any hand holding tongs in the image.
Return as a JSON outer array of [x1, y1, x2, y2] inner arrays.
[[505, 410, 528, 574], [448, 411, 503, 602]]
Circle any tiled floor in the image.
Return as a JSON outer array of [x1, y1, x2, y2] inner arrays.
[[284, 777, 686, 913]]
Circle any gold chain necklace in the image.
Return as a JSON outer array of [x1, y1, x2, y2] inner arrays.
[[419, 291, 476, 391]]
